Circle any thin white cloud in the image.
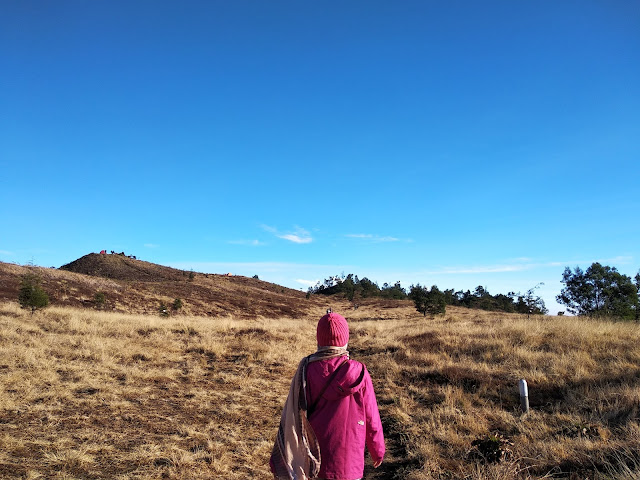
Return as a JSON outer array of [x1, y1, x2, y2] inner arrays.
[[600, 255, 634, 265], [345, 233, 402, 243], [281, 233, 312, 244], [421, 256, 636, 276], [433, 264, 530, 274], [512, 257, 534, 262], [228, 239, 265, 246], [0, 250, 15, 256], [144, 243, 160, 249], [261, 224, 278, 234], [262, 225, 313, 244], [168, 261, 340, 272], [296, 278, 318, 287], [545, 256, 634, 268]]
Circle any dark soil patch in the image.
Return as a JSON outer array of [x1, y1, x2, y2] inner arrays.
[[233, 327, 278, 341], [75, 387, 99, 396]]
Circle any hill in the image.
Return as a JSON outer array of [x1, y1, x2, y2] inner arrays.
[[0, 253, 334, 318], [60, 253, 190, 282]]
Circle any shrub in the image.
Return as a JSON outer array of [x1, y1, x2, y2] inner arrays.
[[94, 291, 106, 309], [18, 272, 50, 314], [409, 284, 446, 317], [172, 298, 183, 311]]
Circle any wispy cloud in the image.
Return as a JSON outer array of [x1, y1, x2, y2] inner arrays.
[[144, 243, 160, 249], [228, 239, 266, 246], [345, 233, 404, 243], [0, 250, 15, 256], [296, 278, 318, 287], [167, 261, 351, 277], [262, 225, 313, 244], [541, 256, 634, 269], [422, 256, 636, 276], [432, 264, 531, 274], [599, 255, 634, 265]]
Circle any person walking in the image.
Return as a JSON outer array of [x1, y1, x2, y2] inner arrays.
[[270, 311, 385, 480]]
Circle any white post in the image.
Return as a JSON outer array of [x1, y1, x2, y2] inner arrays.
[[519, 379, 529, 414]]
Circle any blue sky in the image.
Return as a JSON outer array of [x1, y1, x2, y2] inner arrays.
[[1, 1, 639, 314]]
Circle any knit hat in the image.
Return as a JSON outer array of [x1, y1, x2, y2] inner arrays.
[[316, 312, 349, 347]]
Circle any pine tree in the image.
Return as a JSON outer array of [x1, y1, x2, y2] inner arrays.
[[18, 272, 49, 314]]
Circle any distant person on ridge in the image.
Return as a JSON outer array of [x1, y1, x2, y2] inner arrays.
[[270, 311, 385, 480]]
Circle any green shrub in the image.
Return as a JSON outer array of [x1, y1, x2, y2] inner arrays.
[[94, 291, 106, 309], [18, 272, 49, 314]]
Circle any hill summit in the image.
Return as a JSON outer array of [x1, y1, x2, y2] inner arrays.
[[60, 253, 189, 282]]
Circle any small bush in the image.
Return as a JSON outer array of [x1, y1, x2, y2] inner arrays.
[[172, 298, 183, 311], [18, 272, 49, 314], [159, 302, 169, 317], [470, 434, 513, 463], [94, 291, 106, 309]]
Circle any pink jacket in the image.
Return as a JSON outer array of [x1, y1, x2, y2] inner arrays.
[[306, 357, 385, 480]]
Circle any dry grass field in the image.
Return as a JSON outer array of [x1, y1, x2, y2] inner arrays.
[[1, 301, 639, 479]]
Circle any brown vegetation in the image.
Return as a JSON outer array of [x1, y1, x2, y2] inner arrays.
[[0, 255, 326, 318], [1, 300, 639, 479]]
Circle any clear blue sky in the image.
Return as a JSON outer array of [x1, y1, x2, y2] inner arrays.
[[2, 1, 639, 314]]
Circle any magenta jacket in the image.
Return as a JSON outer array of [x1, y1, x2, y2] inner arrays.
[[305, 357, 385, 480]]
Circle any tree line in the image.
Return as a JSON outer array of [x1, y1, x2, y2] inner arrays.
[[308, 274, 548, 316], [309, 262, 640, 321]]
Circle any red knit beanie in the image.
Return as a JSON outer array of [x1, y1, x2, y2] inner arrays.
[[316, 312, 349, 347]]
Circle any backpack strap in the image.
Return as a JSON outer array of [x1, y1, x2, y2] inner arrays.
[[307, 358, 349, 418]]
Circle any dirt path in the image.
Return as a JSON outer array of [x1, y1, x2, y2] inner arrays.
[[363, 413, 421, 479]]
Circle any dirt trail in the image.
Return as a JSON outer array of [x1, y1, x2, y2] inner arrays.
[[363, 406, 421, 479]]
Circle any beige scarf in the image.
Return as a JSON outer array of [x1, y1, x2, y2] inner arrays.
[[270, 347, 349, 480]]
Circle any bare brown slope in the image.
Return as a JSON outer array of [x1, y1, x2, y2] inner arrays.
[[0, 255, 335, 318], [60, 253, 187, 282]]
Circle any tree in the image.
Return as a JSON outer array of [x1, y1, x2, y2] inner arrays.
[[409, 284, 446, 317], [18, 272, 49, 314], [514, 283, 548, 318], [172, 298, 183, 311], [380, 281, 407, 300], [556, 263, 637, 319], [94, 291, 106, 309], [635, 273, 640, 322]]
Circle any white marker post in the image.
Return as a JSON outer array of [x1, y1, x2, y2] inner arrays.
[[519, 379, 529, 414]]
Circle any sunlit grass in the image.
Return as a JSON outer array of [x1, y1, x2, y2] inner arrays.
[[0, 302, 638, 479]]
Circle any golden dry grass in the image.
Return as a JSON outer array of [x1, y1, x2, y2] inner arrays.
[[1, 301, 639, 479]]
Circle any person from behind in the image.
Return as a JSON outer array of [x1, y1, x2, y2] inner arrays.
[[270, 311, 385, 480]]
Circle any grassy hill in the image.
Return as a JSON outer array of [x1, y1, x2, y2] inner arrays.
[[0, 300, 638, 479], [0, 254, 329, 318]]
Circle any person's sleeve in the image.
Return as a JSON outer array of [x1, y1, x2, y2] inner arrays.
[[363, 366, 385, 463]]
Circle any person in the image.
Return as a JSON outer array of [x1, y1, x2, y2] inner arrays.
[[270, 311, 385, 480]]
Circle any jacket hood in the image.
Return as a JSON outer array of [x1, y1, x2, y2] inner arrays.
[[323, 360, 366, 401]]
